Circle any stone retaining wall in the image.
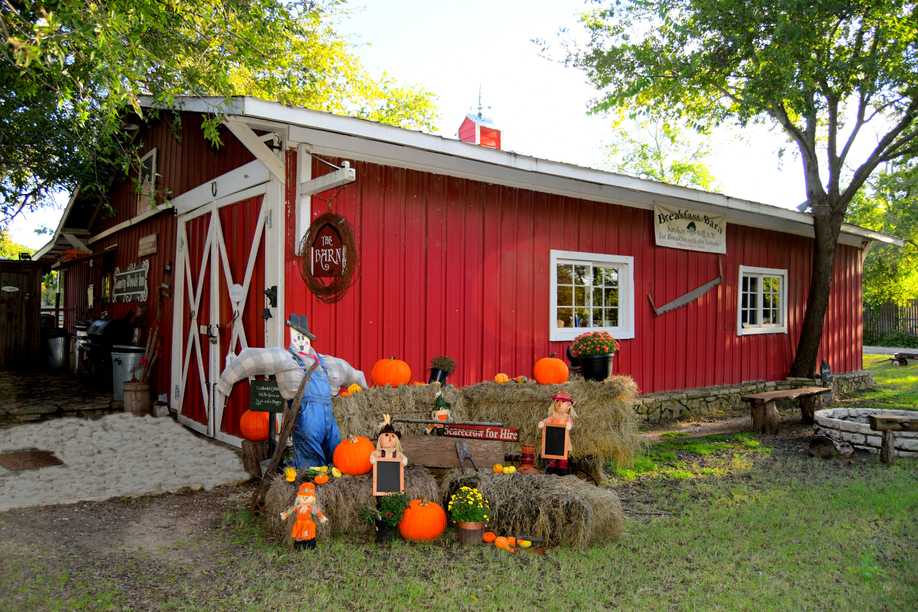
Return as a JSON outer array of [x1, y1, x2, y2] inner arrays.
[[814, 408, 918, 457], [634, 370, 875, 425]]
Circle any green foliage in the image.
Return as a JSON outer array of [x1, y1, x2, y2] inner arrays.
[[1, 1, 436, 229], [843, 353, 918, 409], [0, 231, 32, 259], [360, 493, 409, 528], [847, 159, 918, 306], [613, 432, 768, 481], [864, 331, 918, 349], [447, 486, 490, 523], [607, 118, 717, 190]]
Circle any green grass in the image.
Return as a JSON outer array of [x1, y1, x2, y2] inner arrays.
[[846, 354, 918, 409], [613, 432, 769, 481]]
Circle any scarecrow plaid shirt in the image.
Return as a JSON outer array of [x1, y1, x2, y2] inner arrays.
[[216, 347, 311, 400]]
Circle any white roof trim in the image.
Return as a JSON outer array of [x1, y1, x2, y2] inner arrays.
[[142, 96, 903, 248], [33, 188, 81, 261]]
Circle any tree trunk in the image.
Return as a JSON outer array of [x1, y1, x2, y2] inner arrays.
[[790, 207, 845, 377]]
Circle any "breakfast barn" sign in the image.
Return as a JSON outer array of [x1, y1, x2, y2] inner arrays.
[[654, 205, 726, 254]]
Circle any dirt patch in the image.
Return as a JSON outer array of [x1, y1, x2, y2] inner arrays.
[[0, 448, 63, 471]]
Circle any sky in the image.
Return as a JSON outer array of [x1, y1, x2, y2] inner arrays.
[[10, 0, 818, 250]]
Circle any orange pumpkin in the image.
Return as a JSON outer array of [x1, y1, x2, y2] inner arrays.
[[533, 356, 569, 385], [494, 373, 510, 384], [371, 358, 412, 387], [239, 410, 269, 441], [506, 536, 517, 547], [398, 499, 447, 542], [482, 531, 497, 543], [313, 473, 330, 485], [332, 435, 374, 475]]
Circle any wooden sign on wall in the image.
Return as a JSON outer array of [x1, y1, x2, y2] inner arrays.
[[113, 260, 149, 302], [138, 234, 158, 257], [299, 212, 358, 303]]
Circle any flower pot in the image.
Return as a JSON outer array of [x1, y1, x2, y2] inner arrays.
[[456, 521, 484, 545], [580, 354, 613, 381], [518, 444, 538, 474], [428, 368, 449, 384]]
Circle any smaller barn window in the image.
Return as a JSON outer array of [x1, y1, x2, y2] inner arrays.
[[137, 148, 157, 215], [550, 250, 634, 341], [737, 266, 787, 335]]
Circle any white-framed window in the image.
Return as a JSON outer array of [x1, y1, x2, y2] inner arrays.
[[137, 148, 157, 214], [737, 265, 787, 335], [550, 249, 635, 341]]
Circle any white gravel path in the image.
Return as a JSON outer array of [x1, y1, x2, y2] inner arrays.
[[0, 414, 248, 511]]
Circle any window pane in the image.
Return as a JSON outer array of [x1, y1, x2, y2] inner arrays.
[[557, 264, 572, 285], [603, 308, 618, 327], [748, 276, 759, 293], [573, 265, 589, 285], [593, 267, 606, 287], [557, 308, 573, 328], [557, 285, 572, 306], [574, 307, 590, 328], [574, 286, 587, 306], [604, 287, 618, 308], [593, 287, 604, 308], [742, 275, 749, 292]]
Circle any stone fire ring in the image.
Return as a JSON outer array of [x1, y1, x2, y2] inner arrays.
[[814, 408, 918, 457]]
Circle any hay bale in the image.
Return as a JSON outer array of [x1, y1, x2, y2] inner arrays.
[[263, 467, 439, 544], [439, 470, 624, 548], [461, 377, 640, 467], [332, 384, 466, 438]]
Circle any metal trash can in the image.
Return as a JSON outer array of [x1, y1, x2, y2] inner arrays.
[[46, 333, 69, 371], [111, 345, 145, 402]]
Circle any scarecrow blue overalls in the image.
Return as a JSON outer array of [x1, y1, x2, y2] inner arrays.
[[289, 349, 342, 469]]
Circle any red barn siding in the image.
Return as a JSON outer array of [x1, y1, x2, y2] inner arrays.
[[285, 155, 863, 393]]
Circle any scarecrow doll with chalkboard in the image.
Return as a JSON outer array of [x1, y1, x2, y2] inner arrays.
[[538, 392, 576, 476], [280, 481, 328, 550], [370, 414, 407, 496]]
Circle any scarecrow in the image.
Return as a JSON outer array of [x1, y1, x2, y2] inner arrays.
[[538, 392, 576, 476], [279, 481, 328, 549], [370, 414, 408, 466], [217, 314, 362, 468]]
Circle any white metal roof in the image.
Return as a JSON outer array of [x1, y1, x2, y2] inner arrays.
[[137, 95, 900, 248]]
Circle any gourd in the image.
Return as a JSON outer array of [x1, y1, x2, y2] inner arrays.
[[398, 499, 447, 542], [239, 410, 269, 442], [533, 356, 569, 385], [332, 435, 374, 475], [346, 383, 362, 394], [493, 373, 510, 384], [313, 473, 330, 485], [370, 358, 412, 386]]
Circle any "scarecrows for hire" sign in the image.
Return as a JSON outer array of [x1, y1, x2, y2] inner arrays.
[[654, 205, 726, 254]]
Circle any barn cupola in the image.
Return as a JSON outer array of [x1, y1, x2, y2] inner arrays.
[[457, 92, 501, 150]]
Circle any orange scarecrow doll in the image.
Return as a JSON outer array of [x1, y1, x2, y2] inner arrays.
[[280, 482, 328, 550], [538, 392, 576, 476]]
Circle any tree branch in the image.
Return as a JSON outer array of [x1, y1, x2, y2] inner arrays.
[[769, 101, 825, 203]]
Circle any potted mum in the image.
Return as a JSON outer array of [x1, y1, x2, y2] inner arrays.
[[569, 331, 620, 381], [360, 493, 409, 544], [448, 486, 490, 545], [428, 355, 456, 384]]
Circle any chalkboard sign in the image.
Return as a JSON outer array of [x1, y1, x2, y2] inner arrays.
[[250, 379, 285, 413], [541, 425, 569, 461], [372, 457, 405, 496]]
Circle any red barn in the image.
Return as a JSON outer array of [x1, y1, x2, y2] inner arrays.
[[35, 96, 898, 446]]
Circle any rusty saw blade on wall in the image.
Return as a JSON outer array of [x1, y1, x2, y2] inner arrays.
[[648, 258, 723, 316]]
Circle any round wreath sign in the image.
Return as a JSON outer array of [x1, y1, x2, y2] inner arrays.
[[299, 212, 358, 303]]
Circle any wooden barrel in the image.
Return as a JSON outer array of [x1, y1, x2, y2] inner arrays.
[[123, 382, 151, 416]]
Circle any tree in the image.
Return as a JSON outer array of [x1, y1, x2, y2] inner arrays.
[[572, 0, 918, 376], [1, 0, 436, 229], [607, 118, 717, 190], [846, 158, 918, 307], [0, 230, 32, 259]]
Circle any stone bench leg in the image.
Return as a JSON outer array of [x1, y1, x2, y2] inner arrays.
[[750, 400, 781, 434]]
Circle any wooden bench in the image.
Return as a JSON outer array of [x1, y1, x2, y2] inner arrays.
[[741, 386, 832, 434], [868, 414, 918, 464]]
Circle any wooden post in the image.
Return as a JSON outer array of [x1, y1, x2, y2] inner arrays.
[[880, 431, 895, 465], [763, 401, 781, 434], [799, 394, 821, 424]]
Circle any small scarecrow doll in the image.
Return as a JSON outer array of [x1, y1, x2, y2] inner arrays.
[[370, 414, 408, 467], [280, 481, 328, 550], [537, 392, 576, 476]]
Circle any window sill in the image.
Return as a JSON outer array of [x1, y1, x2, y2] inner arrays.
[[550, 327, 634, 342], [737, 325, 787, 336]]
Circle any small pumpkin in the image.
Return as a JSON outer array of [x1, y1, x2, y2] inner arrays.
[[482, 531, 497, 543], [398, 499, 447, 542], [371, 358, 412, 387], [338, 387, 350, 397], [492, 463, 504, 474], [494, 373, 510, 384], [313, 473, 330, 485], [533, 356, 569, 385], [332, 435, 374, 475], [239, 410, 269, 442], [494, 536, 515, 553], [346, 383, 362, 395], [506, 536, 517, 547]]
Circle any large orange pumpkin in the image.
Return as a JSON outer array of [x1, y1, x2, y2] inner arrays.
[[332, 435, 374, 475], [371, 358, 412, 386], [533, 356, 569, 385], [398, 499, 447, 542], [239, 410, 269, 441]]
